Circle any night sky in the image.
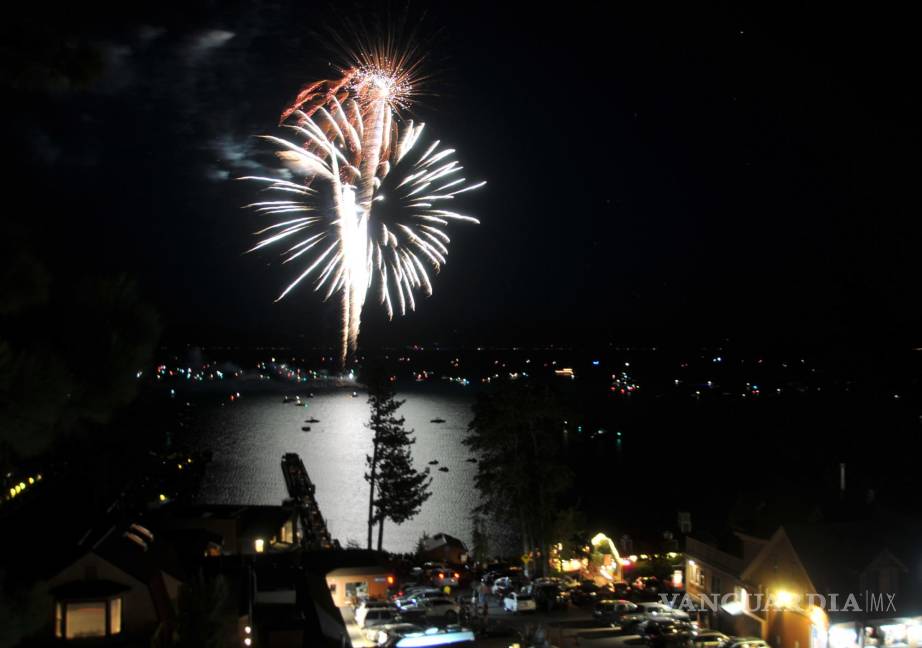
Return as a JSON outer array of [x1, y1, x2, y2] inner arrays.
[[5, 2, 921, 350]]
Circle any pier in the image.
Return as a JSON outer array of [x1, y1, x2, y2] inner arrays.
[[281, 453, 335, 550]]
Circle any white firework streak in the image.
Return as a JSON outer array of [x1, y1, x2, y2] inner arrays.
[[242, 70, 482, 365]]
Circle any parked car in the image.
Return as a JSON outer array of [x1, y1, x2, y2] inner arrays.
[[692, 631, 731, 648], [594, 599, 644, 626], [722, 638, 770, 648], [358, 608, 400, 629], [557, 575, 580, 589], [355, 600, 393, 624], [503, 592, 537, 613], [533, 583, 570, 611], [365, 623, 423, 645], [381, 627, 476, 648], [400, 597, 461, 620], [640, 619, 695, 648], [356, 598, 390, 611], [570, 580, 602, 606], [635, 601, 691, 621], [431, 567, 460, 588], [395, 589, 443, 609]]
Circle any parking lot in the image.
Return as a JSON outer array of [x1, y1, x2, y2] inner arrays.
[[344, 584, 674, 648]]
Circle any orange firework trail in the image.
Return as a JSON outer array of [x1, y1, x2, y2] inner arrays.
[[242, 43, 484, 365]]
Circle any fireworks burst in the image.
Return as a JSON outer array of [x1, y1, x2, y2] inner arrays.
[[242, 43, 483, 364]]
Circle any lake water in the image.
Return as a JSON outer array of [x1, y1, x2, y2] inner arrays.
[[184, 384, 511, 554]]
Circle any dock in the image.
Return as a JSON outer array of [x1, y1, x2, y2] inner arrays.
[[281, 453, 335, 550]]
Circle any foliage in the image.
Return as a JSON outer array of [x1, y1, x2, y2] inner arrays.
[[0, 232, 160, 464], [464, 381, 572, 571], [471, 515, 490, 564], [552, 507, 590, 560], [364, 367, 432, 550], [0, 575, 49, 646], [175, 573, 230, 648], [415, 532, 432, 557]]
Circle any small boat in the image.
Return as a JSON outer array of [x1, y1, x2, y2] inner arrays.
[[438, 466, 449, 472], [301, 426, 311, 432], [305, 418, 320, 423], [283, 396, 294, 403], [430, 418, 446, 423], [428, 460, 439, 465], [466, 458, 478, 463]]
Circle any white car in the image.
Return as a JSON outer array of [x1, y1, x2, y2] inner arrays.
[[395, 589, 443, 610], [503, 592, 537, 613], [403, 597, 461, 619], [357, 607, 398, 628], [392, 628, 476, 647], [365, 622, 423, 645], [636, 601, 691, 621]]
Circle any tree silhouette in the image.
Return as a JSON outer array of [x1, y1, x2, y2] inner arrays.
[[464, 381, 571, 576], [364, 368, 431, 551]]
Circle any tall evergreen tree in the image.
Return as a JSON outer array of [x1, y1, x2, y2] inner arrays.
[[364, 370, 403, 549], [374, 434, 432, 550], [364, 368, 431, 550], [464, 381, 571, 576]]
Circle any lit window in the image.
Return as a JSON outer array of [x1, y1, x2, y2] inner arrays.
[[109, 597, 122, 635], [65, 601, 107, 639], [55, 603, 63, 638], [254, 538, 265, 553]]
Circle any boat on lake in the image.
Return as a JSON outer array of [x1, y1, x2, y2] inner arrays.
[[430, 417, 446, 423]]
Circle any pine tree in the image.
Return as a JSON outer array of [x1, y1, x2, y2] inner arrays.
[[374, 437, 432, 550], [364, 370, 404, 549], [364, 368, 432, 551]]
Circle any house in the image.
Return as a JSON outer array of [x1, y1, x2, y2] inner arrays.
[[685, 531, 768, 638], [325, 565, 395, 607], [158, 503, 300, 555], [418, 532, 469, 565], [45, 522, 182, 642], [685, 518, 922, 648]]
